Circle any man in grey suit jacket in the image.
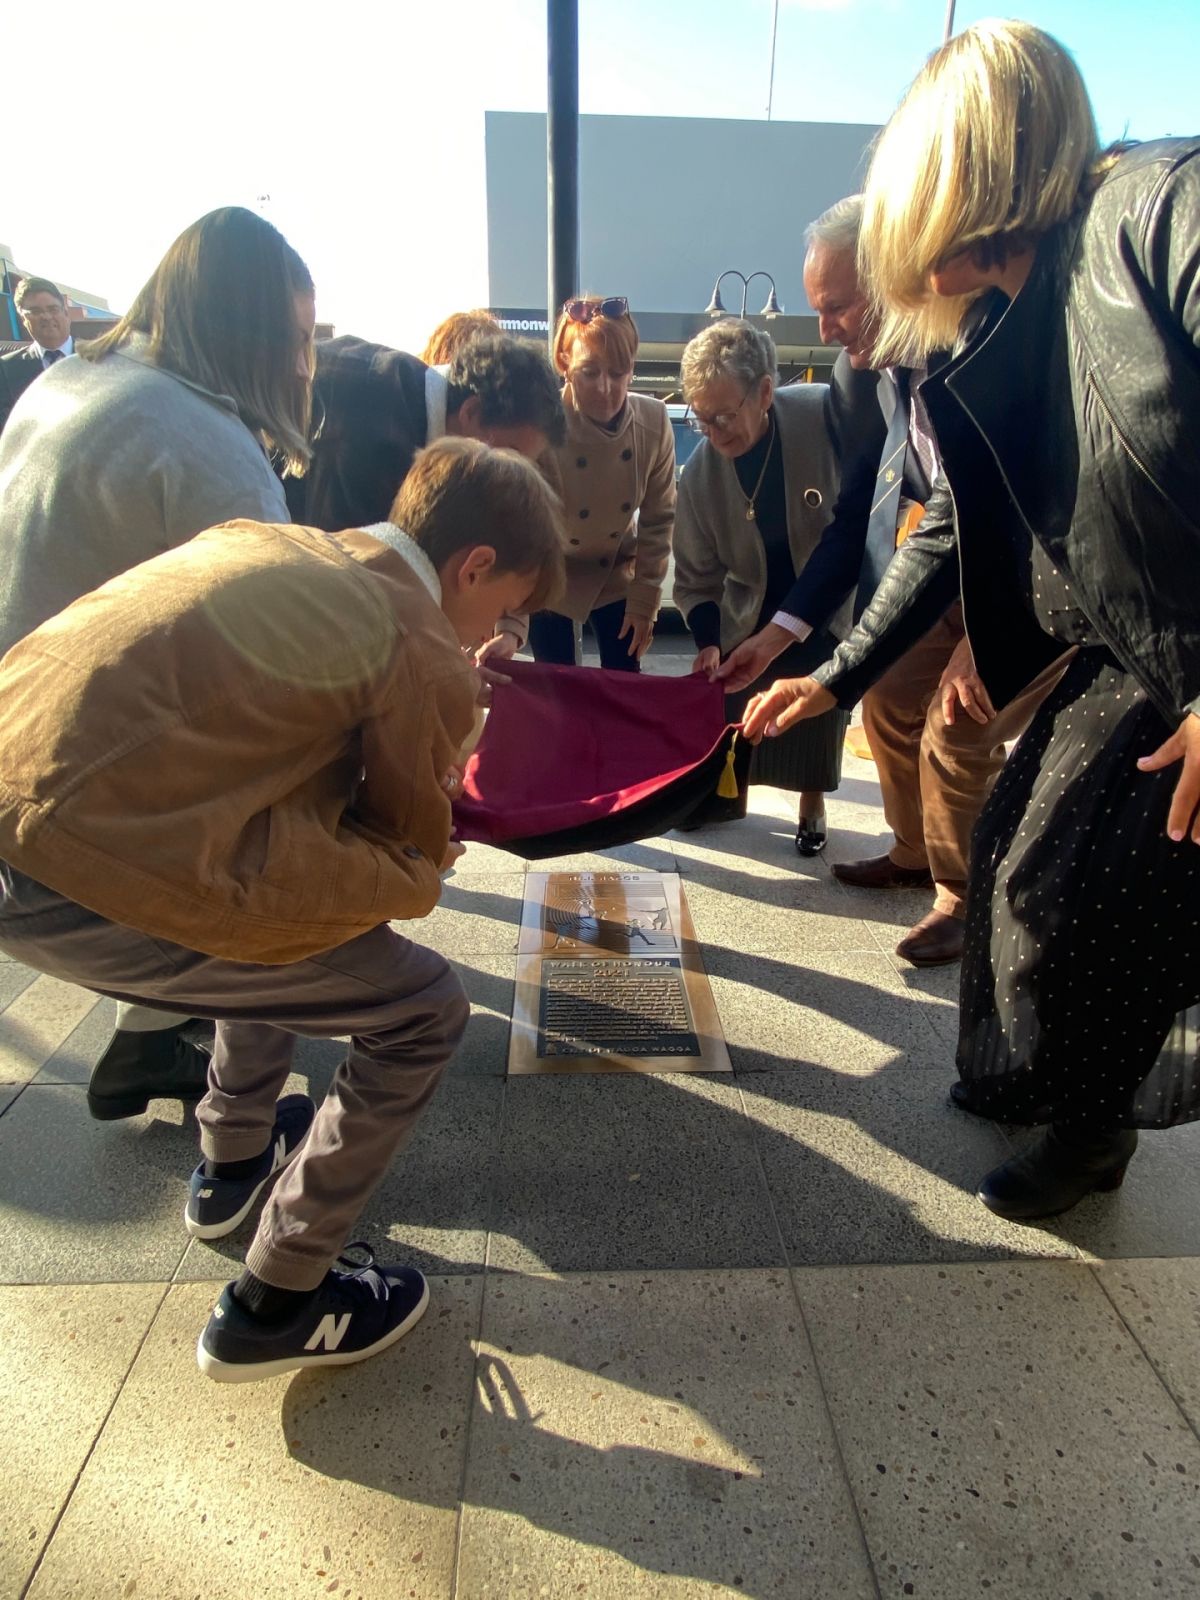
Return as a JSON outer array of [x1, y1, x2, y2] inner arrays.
[[0, 277, 74, 432]]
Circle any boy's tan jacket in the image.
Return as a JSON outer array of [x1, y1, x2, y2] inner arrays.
[[0, 520, 480, 964]]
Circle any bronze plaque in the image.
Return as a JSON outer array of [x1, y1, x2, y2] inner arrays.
[[510, 872, 730, 1075]]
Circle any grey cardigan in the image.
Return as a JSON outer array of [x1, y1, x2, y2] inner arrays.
[[671, 383, 844, 652], [0, 337, 290, 657]]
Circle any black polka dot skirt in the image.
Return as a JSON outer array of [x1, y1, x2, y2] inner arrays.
[[955, 647, 1200, 1129]]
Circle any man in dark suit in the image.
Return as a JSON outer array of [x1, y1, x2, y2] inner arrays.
[[286, 332, 565, 533], [721, 196, 1059, 967], [0, 277, 74, 433]]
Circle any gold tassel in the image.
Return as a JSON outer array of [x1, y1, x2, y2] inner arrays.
[[716, 739, 740, 799]]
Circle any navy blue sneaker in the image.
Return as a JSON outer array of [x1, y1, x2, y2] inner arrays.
[[196, 1246, 429, 1382], [184, 1094, 315, 1240]]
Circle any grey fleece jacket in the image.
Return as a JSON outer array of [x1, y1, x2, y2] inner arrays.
[[0, 336, 290, 657]]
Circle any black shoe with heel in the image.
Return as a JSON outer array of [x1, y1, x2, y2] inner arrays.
[[977, 1124, 1138, 1221], [87, 1020, 213, 1121], [795, 813, 827, 856]]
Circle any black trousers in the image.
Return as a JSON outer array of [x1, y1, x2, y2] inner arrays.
[[529, 599, 640, 673]]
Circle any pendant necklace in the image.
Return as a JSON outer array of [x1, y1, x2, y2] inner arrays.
[[740, 413, 776, 522]]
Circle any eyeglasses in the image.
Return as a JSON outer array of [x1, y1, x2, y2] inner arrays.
[[686, 382, 755, 435], [562, 296, 629, 323]]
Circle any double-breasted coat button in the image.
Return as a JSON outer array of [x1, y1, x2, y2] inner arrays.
[[621, 448, 633, 461], [578, 508, 590, 519], [569, 537, 581, 545], [576, 456, 587, 468], [803, 487, 823, 507], [609, 531, 620, 539], [620, 501, 631, 512]]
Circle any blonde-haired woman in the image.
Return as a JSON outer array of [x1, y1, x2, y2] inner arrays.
[[527, 296, 675, 671], [745, 20, 1200, 1218]]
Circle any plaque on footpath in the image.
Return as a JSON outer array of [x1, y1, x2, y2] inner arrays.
[[509, 872, 731, 1075]]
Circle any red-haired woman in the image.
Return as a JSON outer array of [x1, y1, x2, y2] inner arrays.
[[531, 296, 676, 671]]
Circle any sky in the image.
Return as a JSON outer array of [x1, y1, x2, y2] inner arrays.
[[4, 0, 1196, 351]]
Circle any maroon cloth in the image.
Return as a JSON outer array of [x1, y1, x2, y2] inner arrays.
[[455, 659, 729, 847]]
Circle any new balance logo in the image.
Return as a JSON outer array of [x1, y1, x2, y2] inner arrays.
[[304, 1312, 352, 1353]]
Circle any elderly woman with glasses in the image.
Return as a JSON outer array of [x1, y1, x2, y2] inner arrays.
[[673, 318, 849, 852], [497, 296, 675, 672]]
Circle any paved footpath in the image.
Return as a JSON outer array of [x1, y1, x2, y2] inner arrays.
[[3, 641, 1200, 1598]]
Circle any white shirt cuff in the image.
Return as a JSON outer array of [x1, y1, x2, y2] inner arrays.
[[771, 611, 813, 642]]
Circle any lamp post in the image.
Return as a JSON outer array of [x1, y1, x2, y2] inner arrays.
[[704, 269, 783, 319], [547, 0, 579, 357]]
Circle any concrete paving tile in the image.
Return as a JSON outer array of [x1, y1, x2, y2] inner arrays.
[[0, 1081, 22, 1115], [795, 1259, 1200, 1597], [885, 959, 962, 1048], [849, 885, 944, 958], [449, 954, 515, 1076], [30, 996, 118, 1085], [177, 1077, 504, 1283], [742, 1071, 1079, 1266], [705, 948, 948, 1077], [400, 872, 527, 956], [683, 866, 878, 958], [0, 1085, 196, 1284], [0, 973, 102, 1085], [1095, 1257, 1200, 1433], [0, 959, 38, 1011], [489, 1074, 785, 1273], [454, 840, 527, 875], [532, 839, 679, 874], [1049, 1117, 1200, 1261], [0, 1281, 163, 1598], [671, 809, 809, 878], [458, 1269, 876, 1598], [26, 1277, 482, 1600]]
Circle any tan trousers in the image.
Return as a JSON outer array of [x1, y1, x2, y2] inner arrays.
[[861, 603, 1064, 918]]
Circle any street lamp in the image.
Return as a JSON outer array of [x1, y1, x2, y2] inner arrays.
[[704, 269, 782, 319]]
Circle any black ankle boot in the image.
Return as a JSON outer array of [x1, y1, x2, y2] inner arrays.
[[977, 1124, 1138, 1222], [87, 1021, 213, 1122]]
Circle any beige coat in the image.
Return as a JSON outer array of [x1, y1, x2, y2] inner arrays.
[[0, 521, 479, 964], [671, 384, 845, 651], [543, 388, 676, 623]]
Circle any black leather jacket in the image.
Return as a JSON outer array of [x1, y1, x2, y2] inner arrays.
[[814, 138, 1200, 725]]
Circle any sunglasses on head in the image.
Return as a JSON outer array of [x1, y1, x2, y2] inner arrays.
[[562, 296, 629, 323]]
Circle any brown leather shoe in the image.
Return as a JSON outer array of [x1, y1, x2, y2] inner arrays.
[[832, 853, 933, 890], [895, 909, 965, 967]]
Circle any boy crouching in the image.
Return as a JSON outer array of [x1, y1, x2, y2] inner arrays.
[[0, 438, 563, 1382]]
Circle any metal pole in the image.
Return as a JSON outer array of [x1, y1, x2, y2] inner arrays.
[[942, 0, 956, 42], [766, 0, 780, 120], [547, 0, 579, 356]]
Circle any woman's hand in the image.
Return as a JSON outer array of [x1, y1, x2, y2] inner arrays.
[[939, 635, 996, 726], [742, 676, 836, 742], [1137, 712, 1200, 843], [691, 645, 721, 680], [618, 611, 655, 660], [716, 621, 794, 692], [474, 631, 519, 688]]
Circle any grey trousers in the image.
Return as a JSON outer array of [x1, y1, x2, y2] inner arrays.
[[0, 866, 469, 1291]]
